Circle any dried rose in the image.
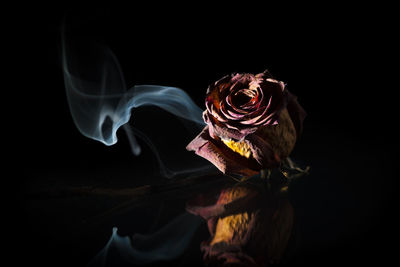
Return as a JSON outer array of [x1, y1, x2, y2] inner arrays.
[[187, 70, 306, 177]]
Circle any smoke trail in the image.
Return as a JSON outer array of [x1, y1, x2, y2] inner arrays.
[[61, 28, 209, 177], [88, 212, 203, 266], [61, 39, 205, 145]]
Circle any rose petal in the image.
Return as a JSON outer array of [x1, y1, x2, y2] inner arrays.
[[252, 109, 297, 161], [208, 115, 258, 140], [186, 126, 260, 177], [245, 134, 280, 168]]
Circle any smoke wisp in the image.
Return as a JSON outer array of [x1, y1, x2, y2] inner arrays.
[[61, 30, 210, 178]]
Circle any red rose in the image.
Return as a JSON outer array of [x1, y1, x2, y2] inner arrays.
[[187, 70, 306, 177]]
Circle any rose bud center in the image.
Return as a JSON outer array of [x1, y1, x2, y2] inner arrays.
[[231, 88, 259, 108]]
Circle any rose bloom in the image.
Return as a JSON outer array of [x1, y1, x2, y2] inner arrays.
[[187, 70, 306, 177]]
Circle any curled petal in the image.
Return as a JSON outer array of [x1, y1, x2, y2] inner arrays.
[[186, 126, 260, 177]]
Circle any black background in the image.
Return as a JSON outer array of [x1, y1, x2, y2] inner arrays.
[[12, 3, 397, 267]]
